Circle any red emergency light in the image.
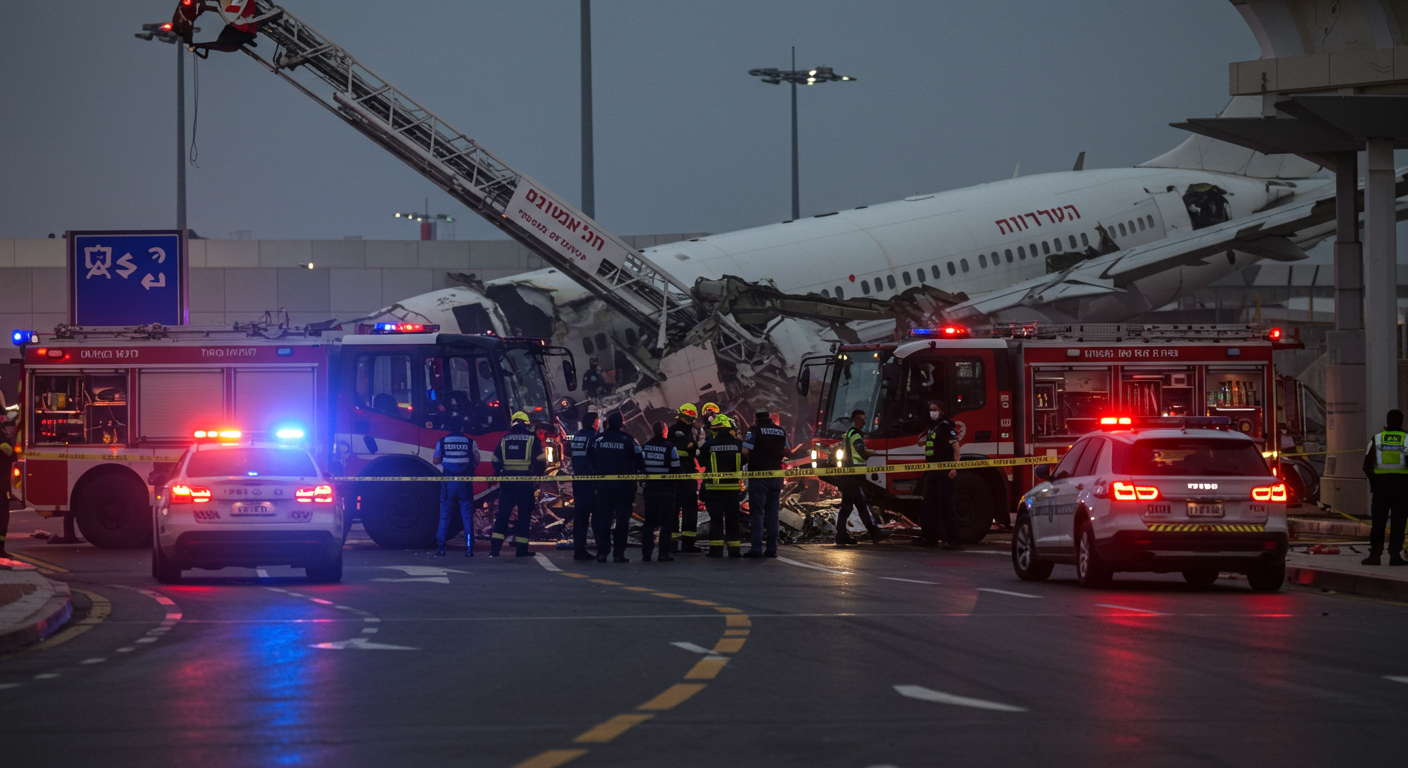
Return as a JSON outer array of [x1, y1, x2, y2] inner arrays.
[[910, 325, 969, 339], [194, 429, 242, 440], [371, 322, 440, 335], [34, 348, 66, 360], [1100, 416, 1133, 427], [1268, 327, 1283, 341]]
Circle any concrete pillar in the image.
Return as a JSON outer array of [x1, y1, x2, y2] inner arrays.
[[1365, 138, 1398, 439], [1322, 151, 1367, 516]]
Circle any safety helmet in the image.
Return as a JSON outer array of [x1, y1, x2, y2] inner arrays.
[[710, 413, 732, 430], [511, 411, 530, 425], [678, 403, 698, 419], [702, 402, 720, 417]]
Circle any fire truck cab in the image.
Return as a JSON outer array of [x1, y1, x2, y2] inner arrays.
[[17, 322, 574, 550], [799, 324, 1292, 544]]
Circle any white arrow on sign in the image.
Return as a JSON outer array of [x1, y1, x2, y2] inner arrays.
[[372, 564, 471, 584], [309, 637, 418, 651], [141, 273, 166, 290], [149, 246, 166, 263], [116, 253, 137, 279]]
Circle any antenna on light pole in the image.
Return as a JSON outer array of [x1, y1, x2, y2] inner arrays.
[[580, 0, 595, 219]]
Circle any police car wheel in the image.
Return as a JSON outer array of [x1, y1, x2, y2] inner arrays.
[[1246, 560, 1285, 593], [1076, 524, 1112, 588], [1011, 515, 1053, 581], [307, 551, 343, 583], [151, 541, 182, 584], [1182, 568, 1219, 587]]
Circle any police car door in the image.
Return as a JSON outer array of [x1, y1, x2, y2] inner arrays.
[[1055, 437, 1106, 554], [1032, 438, 1091, 552]]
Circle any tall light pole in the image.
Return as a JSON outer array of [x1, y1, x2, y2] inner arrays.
[[749, 51, 855, 221], [580, 0, 595, 219], [135, 22, 190, 232]]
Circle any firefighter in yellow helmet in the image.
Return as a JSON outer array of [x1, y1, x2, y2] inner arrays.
[[669, 403, 703, 552], [491, 411, 546, 557], [699, 413, 745, 558]]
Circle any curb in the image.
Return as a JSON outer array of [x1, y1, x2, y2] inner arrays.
[[1288, 517, 1371, 538], [1285, 564, 1408, 602], [0, 571, 73, 653]]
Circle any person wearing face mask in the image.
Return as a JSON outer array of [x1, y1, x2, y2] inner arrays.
[[915, 399, 963, 550]]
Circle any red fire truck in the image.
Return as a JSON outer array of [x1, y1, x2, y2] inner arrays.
[[797, 323, 1298, 543], [16, 322, 574, 549]]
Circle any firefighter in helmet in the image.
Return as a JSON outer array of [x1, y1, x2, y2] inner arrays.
[[669, 403, 703, 552], [491, 412, 546, 557], [700, 413, 745, 558]]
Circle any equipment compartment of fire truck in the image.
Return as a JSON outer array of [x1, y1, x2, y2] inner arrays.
[[799, 324, 1300, 544], [16, 323, 573, 550]]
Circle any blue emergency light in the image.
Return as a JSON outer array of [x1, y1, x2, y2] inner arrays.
[[275, 428, 306, 440], [11, 330, 36, 346], [372, 322, 440, 334]]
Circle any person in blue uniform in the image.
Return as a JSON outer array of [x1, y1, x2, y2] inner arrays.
[[586, 411, 644, 562], [433, 418, 479, 556], [1363, 408, 1408, 566], [916, 399, 963, 550], [641, 421, 683, 562], [743, 410, 792, 558], [568, 412, 601, 562], [491, 412, 546, 557]]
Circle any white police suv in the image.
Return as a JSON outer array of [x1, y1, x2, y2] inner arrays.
[[151, 429, 344, 583], [1012, 417, 1288, 591]]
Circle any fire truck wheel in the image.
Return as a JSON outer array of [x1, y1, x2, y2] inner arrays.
[[75, 472, 153, 549], [360, 481, 439, 549], [952, 473, 994, 544], [1011, 515, 1053, 581], [151, 541, 183, 584], [306, 551, 343, 583]]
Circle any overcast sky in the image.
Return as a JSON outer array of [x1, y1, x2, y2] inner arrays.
[[2, 1, 1285, 244]]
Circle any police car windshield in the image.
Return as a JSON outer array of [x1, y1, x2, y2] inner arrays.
[[1124, 438, 1271, 477], [186, 448, 318, 479]]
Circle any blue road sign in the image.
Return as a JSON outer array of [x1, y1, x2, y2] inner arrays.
[[69, 230, 187, 326]]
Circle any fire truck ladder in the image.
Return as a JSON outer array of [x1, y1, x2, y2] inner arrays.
[[231, 2, 779, 388]]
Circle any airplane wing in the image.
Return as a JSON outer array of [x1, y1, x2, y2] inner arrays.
[[945, 170, 1408, 324]]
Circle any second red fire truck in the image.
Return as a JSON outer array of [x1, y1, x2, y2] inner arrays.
[[798, 323, 1299, 543], [16, 322, 574, 549]]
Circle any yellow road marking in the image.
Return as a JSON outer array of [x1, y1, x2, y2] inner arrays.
[[713, 606, 743, 614], [684, 599, 718, 606], [684, 657, 729, 679], [559, 573, 590, 579], [589, 579, 623, 586], [725, 614, 751, 627], [724, 629, 750, 636], [29, 589, 109, 651], [651, 592, 685, 598], [573, 714, 654, 744], [623, 586, 655, 592], [637, 683, 706, 711], [712, 637, 746, 654], [511, 749, 589, 768], [9, 551, 68, 573]]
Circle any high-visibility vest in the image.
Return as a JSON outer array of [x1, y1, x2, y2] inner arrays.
[[1373, 430, 1408, 474], [497, 433, 538, 474], [844, 428, 867, 467]]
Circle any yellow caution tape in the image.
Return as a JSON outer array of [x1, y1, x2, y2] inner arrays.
[[329, 454, 1061, 483], [23, 451, 176, 463]]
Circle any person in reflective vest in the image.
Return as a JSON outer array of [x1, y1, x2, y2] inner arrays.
[[916, 399, 962, 550], [700, 414, 745, 558], [1362, 408, 1408, 566], [587, 410, 645, 562], [641, 421, 683, 562], [434, 418, 479, 556], [743, 410, 792, 558], [491, 412, 546, 557], [834, 409, 885, 547], [568, 412, 601, 562], [669, 403, 703, 552]]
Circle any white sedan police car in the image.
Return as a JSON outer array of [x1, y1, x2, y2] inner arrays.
[[1012, 417, 1288, 591], [151, 430, 344, 583]]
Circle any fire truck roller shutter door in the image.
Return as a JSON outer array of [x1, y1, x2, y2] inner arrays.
[[234, 369, 316, 436], [139, 371, 225, 440]]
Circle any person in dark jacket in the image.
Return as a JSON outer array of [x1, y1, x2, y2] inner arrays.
[[586, 411, 644, 562], [700, 414, 746, 558], [743, 410, 792, 557], [433, 418, 479, 556], [834, 410, 887, 547], [641, 421, 682, 562], [1363, 408, 1408, 566], [567, 412, 601, 561], [915, 399, 963, 550], [491, 412, 546, 557], [669, 403, 703, 552]]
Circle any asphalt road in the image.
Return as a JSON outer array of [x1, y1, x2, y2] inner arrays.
[[4, 516, 1408, 768]]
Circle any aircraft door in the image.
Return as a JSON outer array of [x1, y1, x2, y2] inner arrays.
[[1149, 190, 1193, 237]]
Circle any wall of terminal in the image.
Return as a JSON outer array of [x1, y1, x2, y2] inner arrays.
[[0, 234, 703, 334]]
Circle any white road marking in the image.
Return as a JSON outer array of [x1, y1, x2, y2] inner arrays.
[[381, 565, 470, 577], [881, 577, 940, 585], [671, 641, 722, 657], [1097, 603, 1163, 615], [135, 637, 158, 644], [1386, 676, 1408, 684], [310, 598, 334, 605], [894, 684, 1027, 712], [0, 683, 19, 690], [335, 605, 354, 610], [309, 637, 418, 651], [256, 569, 270, 578], [534, 553, 562, 572], [33, 673, 59, 680], [372, 576, 450, 584], [775, 556, 849, 575], [363, 617, 381, 623], [361, 627, 379, 634], [977, 588, 1041, 599], [79, 658, 106, 665], [115, 647, 135, 653]]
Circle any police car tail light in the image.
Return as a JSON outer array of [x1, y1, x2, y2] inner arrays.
[[297, 485, 335, 504], [171, 485, 212, 504], [1251, 484, 1287, 502], [1112, 481, 1159, 501]]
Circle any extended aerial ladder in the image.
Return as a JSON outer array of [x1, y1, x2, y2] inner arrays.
[[175, 1, 785, 394]]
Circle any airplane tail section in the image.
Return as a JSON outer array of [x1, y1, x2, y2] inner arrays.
[[1138, 96, 1323, 179]]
